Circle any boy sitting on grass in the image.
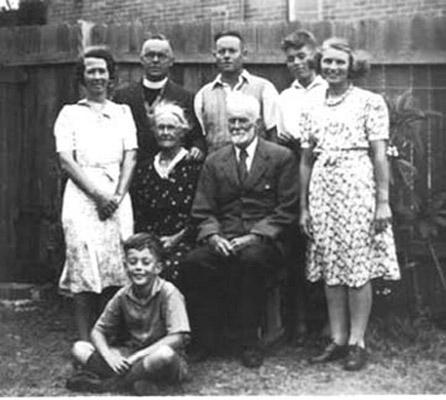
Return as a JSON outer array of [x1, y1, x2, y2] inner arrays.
[[66, 232, 191, 394]]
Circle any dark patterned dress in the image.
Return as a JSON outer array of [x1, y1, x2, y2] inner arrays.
[[131, 156, 202, 283]]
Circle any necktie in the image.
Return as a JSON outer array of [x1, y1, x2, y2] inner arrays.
[[238, 148, 248, 183]]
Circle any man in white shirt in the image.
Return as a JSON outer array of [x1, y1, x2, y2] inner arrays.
[[277, 30, 328, 347], [194, 30, 280, 153], [277, 29, 327, 152]]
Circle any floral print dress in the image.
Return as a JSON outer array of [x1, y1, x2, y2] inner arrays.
[[131, 154, 201, 283], [54, 100, 137, 295], [300, 86, 400, 287]]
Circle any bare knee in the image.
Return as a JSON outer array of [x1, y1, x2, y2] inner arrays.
[[71, 340, 95, 365], [143, 345, 176, 370]]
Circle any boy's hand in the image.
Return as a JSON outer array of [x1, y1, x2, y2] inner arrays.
[[104, 349, 131, 375], [126, 352, 143, 366]]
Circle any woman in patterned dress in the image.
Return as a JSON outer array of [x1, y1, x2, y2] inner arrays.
[[299, 38, 400, 371], [54, 49, 137, 341], [131, 102, 202, 283]]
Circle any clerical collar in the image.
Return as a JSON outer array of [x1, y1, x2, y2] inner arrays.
[[142, 77, 168, 90]]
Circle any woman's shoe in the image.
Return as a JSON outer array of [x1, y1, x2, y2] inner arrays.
[[343, 345, 367, 371], [309, 340, 348, 364]]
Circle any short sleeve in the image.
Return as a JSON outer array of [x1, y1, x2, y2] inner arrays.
[[193, 88, 206, 136], [162, 285, 191, 335], [261, 80, 280, 130], [365, 93, 389, 142], [54, 105, 75, 152], [94, 289, 124, 337], [121, 104, 138, 150], [299, 110, 313, 149]]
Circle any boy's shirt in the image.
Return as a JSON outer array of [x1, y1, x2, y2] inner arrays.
[[277, 75, 327, 140], [94, 277, 190, 350]]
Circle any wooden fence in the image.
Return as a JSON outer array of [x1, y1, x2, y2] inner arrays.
[[0, 17, 445, 313]]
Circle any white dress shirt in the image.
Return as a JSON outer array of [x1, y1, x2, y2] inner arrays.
[[234, 136, 258, 173]]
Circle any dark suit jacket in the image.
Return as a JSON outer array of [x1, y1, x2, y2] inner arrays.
[[192, 138, 299, 246], [114, 79, 206, 162]]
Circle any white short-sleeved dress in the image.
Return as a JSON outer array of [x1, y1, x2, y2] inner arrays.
[[300, 86, 400, 287], [54, 99, 137, 295]]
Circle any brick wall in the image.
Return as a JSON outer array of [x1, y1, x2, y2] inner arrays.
[[321, 0, 446, 21], [46, 0, 446, 25]]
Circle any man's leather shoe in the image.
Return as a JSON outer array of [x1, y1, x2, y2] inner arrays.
[[344, 345, 367, 371], [309, 340, 348, 364], [241, 347, 264, 368]]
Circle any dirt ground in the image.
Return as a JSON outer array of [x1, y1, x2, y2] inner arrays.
[[1, 294, 446, 396]]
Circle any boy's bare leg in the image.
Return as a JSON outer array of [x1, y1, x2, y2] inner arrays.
[[72, 341, 95, 365], [124, 345, 188, 392]]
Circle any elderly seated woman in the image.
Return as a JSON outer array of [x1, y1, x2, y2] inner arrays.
[[130, 101, 203, 283]]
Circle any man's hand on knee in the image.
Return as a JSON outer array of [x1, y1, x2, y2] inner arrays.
[[208, 234, 235, 256], [230, 234, 262, 253]]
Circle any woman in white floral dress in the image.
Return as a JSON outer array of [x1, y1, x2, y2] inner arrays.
[[54, 49, 137, 341], [299, 38, 400, 371]]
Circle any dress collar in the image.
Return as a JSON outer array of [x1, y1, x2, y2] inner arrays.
[[77, 98, 113, 118], [153, 147, 188, 179]]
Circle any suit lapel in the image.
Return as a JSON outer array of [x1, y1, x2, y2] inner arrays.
[[244, 139, 269, 188]]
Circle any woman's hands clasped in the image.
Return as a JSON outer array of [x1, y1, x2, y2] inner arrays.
[[94, 191, 121, 221]]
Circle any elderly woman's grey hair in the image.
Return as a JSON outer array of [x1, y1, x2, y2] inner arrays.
[[153, 101, 190, 133]]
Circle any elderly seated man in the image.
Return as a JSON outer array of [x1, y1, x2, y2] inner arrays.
[[179, 92, 299, 368]]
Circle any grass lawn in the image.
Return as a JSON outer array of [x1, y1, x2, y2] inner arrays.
[[1, 293, 446, 396]]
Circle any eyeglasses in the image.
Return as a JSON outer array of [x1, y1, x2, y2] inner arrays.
[[142, 52, 170, 62]]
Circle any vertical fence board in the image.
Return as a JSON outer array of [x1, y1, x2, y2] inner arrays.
[[0, 21, 445, 316]]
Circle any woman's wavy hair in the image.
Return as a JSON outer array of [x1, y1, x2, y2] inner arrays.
[[76, 47, 116, 86], [315, 37, 370, 79], [153, 101, 191, 134]]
